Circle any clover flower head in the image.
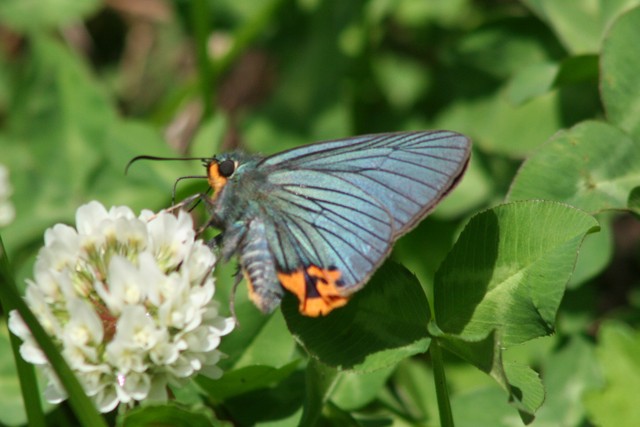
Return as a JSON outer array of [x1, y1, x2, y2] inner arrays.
[[0, 164, 15, 227], [9, 201, 234, 412]]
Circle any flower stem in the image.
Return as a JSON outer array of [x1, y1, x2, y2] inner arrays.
[[0, 236, 108, 427], [430, 338, 455, 427], [0, 237, 45, 427], [300, 358, 339, 426]]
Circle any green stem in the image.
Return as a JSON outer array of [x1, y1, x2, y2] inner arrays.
[[430, 339, 455, 427], [0, 238, 45, 427], [153, 0, 287, 125], [299, 358, 340, 426], [0, 237, 108, 427], [191, 0, 215, 118]]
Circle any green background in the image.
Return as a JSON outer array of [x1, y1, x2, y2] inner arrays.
[[1, 0, 640, 426]]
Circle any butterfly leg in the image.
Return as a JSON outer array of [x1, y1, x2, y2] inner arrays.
[[217, 221, 247, 262], [206, 233, 220, 248]]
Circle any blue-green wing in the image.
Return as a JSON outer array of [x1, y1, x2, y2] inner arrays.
[[260, 131, 471, 291], [262, 168, 394, 285]]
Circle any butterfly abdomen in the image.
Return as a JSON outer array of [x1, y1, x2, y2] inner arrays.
[[240, 218, 283, 313]]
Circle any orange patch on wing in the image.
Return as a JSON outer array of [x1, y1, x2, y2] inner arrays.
[[278, 266, 349, 317], [207, 162, 228, 199]]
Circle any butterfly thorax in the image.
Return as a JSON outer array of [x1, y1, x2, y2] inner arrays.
[[206, 151, 276, 237]]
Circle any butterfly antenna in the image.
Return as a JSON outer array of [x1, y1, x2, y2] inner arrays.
[[125, 155, 209, 175]]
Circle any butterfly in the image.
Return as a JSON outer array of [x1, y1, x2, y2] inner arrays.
[[131, 131, 471, 316]]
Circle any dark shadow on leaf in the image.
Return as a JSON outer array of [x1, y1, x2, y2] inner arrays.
[[282, 262, 430, 369], [434, 209, 500, 335]]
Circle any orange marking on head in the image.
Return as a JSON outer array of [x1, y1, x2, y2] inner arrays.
[[207, 161, 228, 199], [278, 266, 349, 317]]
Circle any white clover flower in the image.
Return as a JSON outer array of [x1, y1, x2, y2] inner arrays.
[[9, 201, 234, 413], [0, 164, 15, 227]]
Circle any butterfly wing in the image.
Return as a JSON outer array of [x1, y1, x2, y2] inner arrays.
[[258, 131, 471, 315]]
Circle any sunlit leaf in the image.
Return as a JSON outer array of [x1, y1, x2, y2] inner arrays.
[[601, 5, 640, 139], [435, 201, 598, 344], [0, 0, 101, 33], [508, 121, 640, 213], [584, 321, 640, 427], [521, 0, 640, 54]]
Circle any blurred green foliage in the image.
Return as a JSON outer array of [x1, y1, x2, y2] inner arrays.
[[1, 0, 640, 426]]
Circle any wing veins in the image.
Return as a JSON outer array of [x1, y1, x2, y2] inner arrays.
[[282, 206, 382, 264], [281, 196, 389, 245], [279, 183, 386, 217], [277, 211, 363, 281], [263, 132, 454, 165], [334, 171, 423, 208]]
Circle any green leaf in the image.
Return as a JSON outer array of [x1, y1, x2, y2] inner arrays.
[[508, 121, 640, 213], [190, 114, 229, 156], [0, 321, 38, 426], [533, 337, 602, 427], [601, 5, 640, 140], [232, 311, 297, 368], [0, 239, 46, 427], [506, 55, 600, 106], [1, 35, 185, 256], [434, 201, 599, 345], [373, 54, 430, 110], [506, 62, 559, 105], [198, 361, 301, 401], [321, 402, 361, 426], [455, 17, 564, 80], [0, 238, 107, 427], [433, 200, 598, 421], [628, 186, 640, 214], [299, 359, 339, 426], [451, 385, 522, 427], [0, 0, 101, 33], [389, 359, 438, 423], [391, 0, 472, 27], [118, 402, 230, 427], [431, 154, 493, 218], [553, 54, 599, 86], [436, 88, 564, 157], [331, 365, 396, 411], [438, 332, 545, 419], [394, 217, 466, 295], [521, 0, 640, 54], [220, 370, 305, 426], [502, 361, 544, 422], [584, 321, 640, 427], [215, 269, 296, 371], [568, 213, 613, 288], [282, 262, 431, 371], [241, 0, 360, 145]]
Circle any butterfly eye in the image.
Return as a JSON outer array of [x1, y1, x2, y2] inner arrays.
[[218, 159, 236, 177]]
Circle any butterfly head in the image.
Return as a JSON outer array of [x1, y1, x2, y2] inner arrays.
[[205, 152, 265, 201], [206, 154, 238, 198]]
